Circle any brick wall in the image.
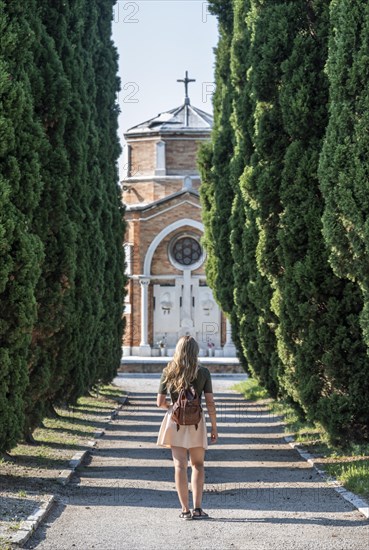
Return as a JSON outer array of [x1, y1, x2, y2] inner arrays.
[[153, 180, 182, 199], [123, 182, 154, 205], [166, 139, 206, 175], [130, 140, 156, 176], [137, 197, 202, 273]]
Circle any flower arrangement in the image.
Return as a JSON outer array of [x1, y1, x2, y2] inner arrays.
[[207, 338, 215, 357]]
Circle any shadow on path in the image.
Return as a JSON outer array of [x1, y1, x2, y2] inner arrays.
[[26, 379, 369, 550]]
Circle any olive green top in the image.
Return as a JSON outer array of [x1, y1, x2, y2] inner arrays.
[[158, 365, 213, 403]]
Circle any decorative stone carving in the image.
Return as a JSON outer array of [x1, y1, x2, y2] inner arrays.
[[201, 291, 214, 316], [160, 292, 173, 314]]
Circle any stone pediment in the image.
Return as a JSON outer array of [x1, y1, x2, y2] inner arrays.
[[125, 188, 200, 212]]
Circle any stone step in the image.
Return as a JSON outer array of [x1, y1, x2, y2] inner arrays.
[[119, 357, 243, 374]]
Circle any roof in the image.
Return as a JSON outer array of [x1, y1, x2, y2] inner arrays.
[[125, 103, 213, 137], [125, 187, 200, 212]]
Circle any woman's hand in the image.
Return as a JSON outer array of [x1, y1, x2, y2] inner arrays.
[[210, 428, 218, 444], [156, 394, 170, 410], [205, 393, 218, 443]]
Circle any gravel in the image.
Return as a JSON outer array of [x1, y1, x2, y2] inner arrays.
[[25, 374, 369, 550]]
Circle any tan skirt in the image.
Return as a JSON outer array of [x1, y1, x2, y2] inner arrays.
[[156, 407, 208, 450]]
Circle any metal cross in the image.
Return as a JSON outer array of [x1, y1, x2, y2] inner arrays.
[[177, 71, 196, 102]]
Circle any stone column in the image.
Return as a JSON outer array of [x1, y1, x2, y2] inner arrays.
[[139, 278, 151, 356], [181, 269, 193, 328], [178, 270, 196, 339], [155, 141, 166, 176], [127, 144, 132, 177], [223, 317, 237, 357]]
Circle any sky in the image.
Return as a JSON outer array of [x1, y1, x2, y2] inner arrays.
[[111, 0, 219, 179]]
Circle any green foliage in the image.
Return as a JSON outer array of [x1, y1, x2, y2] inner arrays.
[[276, 0, 333, 414], [229, 0, 280, 395], [198, 7, 235, 316], [319, 0, 369, 397], [229, 0, 300, 395], [318, 0, 369, 441], [0, 0, 125, 449], [208, 0, 233, 30], [0, 1, 45, 451], [23, 0, 76, 433], [207, 0, 369, 443], [325, 460, 369, 500], [200, 0, 252, 372], [233, 378, 269, 401], [35, 0, 125, 407], [57, 0, 102, 403], [199, 0, 243, 369], [319, 0, 369, 297], [90, 0, 126, 385]]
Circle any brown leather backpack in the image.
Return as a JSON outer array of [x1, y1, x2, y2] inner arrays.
[[171, 386, 202, 431]]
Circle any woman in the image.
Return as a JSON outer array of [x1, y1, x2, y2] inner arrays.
[[156, 335, 218, 520]]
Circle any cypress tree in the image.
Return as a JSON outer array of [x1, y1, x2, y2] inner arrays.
[[228, 0, 278, 393], [23, 1, 77, 434], [48, 0, 105, 404], [89, 0, 126, 384], [200, 0, 369, 442], [319, 1, 369, 347], [198, 0, 249, 366], [233, 0, 300, 393], [43, 0, 125, 404], [0, 1, 44, 451], [75, 0, 107, 393], [317, 0, 369, 440], [248, 0, 296, 289], [199, 0, 235, 316], [0, 0, 125, 447], [274, 0, 332, 413]]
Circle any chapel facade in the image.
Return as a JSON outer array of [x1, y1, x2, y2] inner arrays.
[[122, 75, 236, 357]]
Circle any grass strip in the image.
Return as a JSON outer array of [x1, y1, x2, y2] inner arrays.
[[0, 383, 126, 540], [8, 384, 126, 469]]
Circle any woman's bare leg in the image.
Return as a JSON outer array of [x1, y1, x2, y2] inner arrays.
[[171, 446, 189, 512], [189, 447, 205, 510]]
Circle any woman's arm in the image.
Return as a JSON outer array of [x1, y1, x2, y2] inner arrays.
[[157, 394, 170, 410], [204, 392, 218, 443]]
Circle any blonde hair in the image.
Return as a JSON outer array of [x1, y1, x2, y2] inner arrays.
[[162, 336, 199, 393]]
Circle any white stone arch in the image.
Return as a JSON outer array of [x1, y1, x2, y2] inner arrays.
[[143, 218, 204, 276]]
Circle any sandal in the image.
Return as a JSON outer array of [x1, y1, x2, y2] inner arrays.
[[179, 510, 193, 520], [192, 507, 209, 519]]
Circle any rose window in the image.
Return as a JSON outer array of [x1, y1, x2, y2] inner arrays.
[[171, 237, 202, 267]]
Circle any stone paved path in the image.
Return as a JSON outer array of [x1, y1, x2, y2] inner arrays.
[[26, 374, 369, 550]]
